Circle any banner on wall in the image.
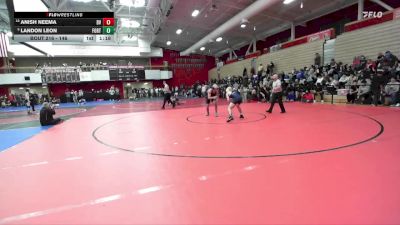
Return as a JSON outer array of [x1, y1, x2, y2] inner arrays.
[[307, 29, 334, 42], [41, 67, 80, 84], [394, 8, 400, 19]]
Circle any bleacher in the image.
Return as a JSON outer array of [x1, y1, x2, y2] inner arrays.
[[258, 40, 324, 73], [335, 18, 400, 64], [210, 9, 400, 79]]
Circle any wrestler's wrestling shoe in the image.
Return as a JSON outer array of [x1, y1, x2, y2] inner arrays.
[[226, 116, 234, 123]]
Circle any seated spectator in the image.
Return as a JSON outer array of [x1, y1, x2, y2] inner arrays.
[[286, 91, 296, 102], [314, 83, 324, 103], [39, 102, 62, 126], [347, 86, 358, 104], [384, 77, 400, 106], [302, 90, 314, 103], [358, 80, 371, 104], [338, 73, 350, 88]]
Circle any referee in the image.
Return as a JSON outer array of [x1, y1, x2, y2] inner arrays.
[[161, 81, 175, 109], [266, 74, 286, 114]]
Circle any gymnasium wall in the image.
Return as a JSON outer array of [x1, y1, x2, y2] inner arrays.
[[209, 40, 324, 80]]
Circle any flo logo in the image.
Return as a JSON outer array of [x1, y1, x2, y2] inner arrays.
[[363, 11, 383, 19]]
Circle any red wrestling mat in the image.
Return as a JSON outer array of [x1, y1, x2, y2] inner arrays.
[[0, 102, 399, 224]]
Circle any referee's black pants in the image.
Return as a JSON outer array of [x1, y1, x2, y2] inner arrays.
[[267, 92, 286, 113], [162, 93, 174, 108]]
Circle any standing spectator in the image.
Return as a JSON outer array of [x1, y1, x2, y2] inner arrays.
[[314, 53, 321, 67], [268, 62, 275, 75], [370, 70, 385, 106], [109, 86, 115, 101], [65, 89, 71, 103], [115, 87, 120, 100], [8, 94, 15, 106], [25, 89, 33, 114], [72, 90, 78, 104], [242, 67, 248, 77]]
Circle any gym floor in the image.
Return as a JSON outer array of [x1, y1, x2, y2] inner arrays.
[[0, 99, 399, 224]]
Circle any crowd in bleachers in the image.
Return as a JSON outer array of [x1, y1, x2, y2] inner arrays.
[[208, 51, 400, 106]]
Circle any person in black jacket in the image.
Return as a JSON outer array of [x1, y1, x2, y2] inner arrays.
[[371, 70, 386, 106], [40, 102, 62, 126]]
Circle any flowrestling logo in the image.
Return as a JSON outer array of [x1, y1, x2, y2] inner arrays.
[[363, 11, 383, 19]]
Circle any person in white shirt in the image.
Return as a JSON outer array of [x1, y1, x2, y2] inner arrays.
[[161, 81, 174, 109], [25, 89, 32, 114], [315, 75, 324, 85], [338, 74, 350, 88], [266, 74, 286, 114]]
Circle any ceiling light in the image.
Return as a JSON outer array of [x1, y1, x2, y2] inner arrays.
[[192, 9, 200, 17], [216, 37, 223, 42], [133, 0, 145, 7], [176, 29, 182, 35], [253, 26, 256, 31], [166, 41, 172, 46], [120, 18, 140, 28], [240, 18, 249, 28], [119, 0, 145, 7], [300, 2, 303, 8], [283, 0, 296, 4], [200, 47, 205, 51]]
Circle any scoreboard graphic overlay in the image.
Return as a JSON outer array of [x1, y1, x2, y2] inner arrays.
[[13, 12, 115, 43]]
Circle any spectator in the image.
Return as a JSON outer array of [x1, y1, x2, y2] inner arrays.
[[338, 73, 350, 88], [39, 102, 62, 126], [314, 83, 324, 103], [384, 77, 400, 106], [370, 70, 385, 106], [314, 53, 321, 67], [358, 80, 371, 104], [347, 86, 358, 104], [302, 90, 314, 103]]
